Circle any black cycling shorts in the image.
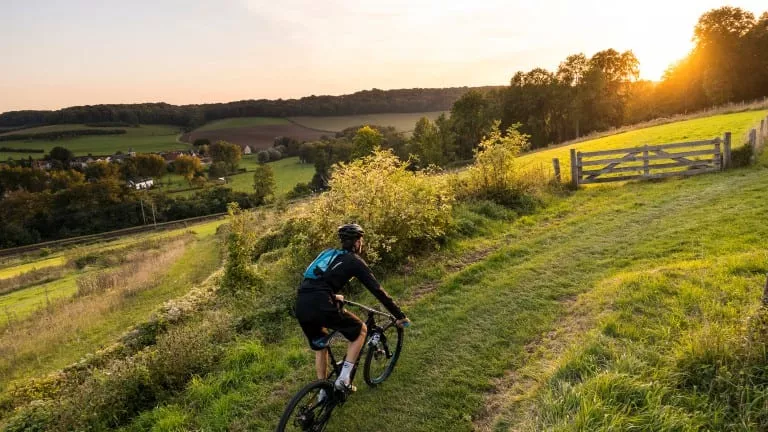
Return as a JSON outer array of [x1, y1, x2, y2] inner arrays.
[[295, 291, 363, 351]]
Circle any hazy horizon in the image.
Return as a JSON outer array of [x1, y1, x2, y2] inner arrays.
[[1, 0, 765, 114]]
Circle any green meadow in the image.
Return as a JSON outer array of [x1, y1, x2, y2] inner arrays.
[[517, 110, 768, 178], [0, 124, 188, 160]]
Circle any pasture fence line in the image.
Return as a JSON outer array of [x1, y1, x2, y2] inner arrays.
[[560, 134, 729, 188]]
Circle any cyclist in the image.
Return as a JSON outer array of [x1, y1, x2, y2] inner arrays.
[[295, 223, 410, 392]]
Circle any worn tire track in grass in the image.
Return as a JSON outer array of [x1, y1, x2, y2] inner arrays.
[[327, 169, 768, 431]]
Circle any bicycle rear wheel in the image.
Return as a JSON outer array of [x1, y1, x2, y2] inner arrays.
[[363, 324, 404, 386], [276, 380, 336, 432]]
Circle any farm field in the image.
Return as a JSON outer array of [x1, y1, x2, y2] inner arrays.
[[0, 124, 188, 160], [155, 156, 313, 197], [225, 156, 314, 195], [517, 110, 768, 178], [183, 123, 326, 153], [194, 117, 289, 132], [289, 110, 448, 132], [0, 218, 224, 389], [181, 111, 450, 153]]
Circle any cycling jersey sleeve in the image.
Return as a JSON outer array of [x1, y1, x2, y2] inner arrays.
[[352, 256, 406, 320]]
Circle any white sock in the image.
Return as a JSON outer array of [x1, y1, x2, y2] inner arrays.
[[335, 361, 355, 387]]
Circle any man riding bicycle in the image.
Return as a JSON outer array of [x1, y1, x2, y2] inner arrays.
[[295, 223, 410, 393]]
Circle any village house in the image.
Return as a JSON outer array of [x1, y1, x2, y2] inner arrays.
[[161, 151, 185, 162], [69, 156, 95, 169], [32, 160, 52, 170], [127, 178, 154, 190], [237, 143, 252, 155]]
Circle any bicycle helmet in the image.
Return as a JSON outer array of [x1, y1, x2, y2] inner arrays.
[[338, 223, 365, 241]]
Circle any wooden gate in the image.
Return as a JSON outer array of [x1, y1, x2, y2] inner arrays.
[[569, 136, 728, 187]]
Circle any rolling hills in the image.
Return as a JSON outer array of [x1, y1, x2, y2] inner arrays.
[[1, 111, 767, 431]]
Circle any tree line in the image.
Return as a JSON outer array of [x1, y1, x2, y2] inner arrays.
[[0, 87, 496, 130], [436, 7, 768, 150], [0, 129, 126, 142]]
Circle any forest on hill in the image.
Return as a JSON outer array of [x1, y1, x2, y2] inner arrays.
[[0, 87, 497, 130]]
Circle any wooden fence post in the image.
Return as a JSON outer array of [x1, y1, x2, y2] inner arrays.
[[762, 118, 767, 151], [715, 138, 722, 170], [749, 128, 757, 163], [569, 149, 578, 189], [552, 158, 561, 183], [642, 145, 649, 176], [723, 132, 732, 169]]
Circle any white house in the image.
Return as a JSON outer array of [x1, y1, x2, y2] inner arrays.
[[128, 178, 154, 190]]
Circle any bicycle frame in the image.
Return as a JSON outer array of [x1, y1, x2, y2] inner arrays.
[[324, 300, 396, 382]]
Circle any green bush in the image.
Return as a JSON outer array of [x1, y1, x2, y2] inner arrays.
[[294, 149, 455, 265], [286, 182, 312, 199], [220, 203, 264, 294], [453, 121, 545, 212]]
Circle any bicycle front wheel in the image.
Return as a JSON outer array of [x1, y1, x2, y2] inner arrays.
[[276, 380, 336, 432], [363, 325, 404, 386]]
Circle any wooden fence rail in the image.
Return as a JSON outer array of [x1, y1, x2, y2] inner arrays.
[[564, 135, 729, 188]]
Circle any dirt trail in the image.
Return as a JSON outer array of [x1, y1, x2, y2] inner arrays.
[[472, 294, 597, 431]]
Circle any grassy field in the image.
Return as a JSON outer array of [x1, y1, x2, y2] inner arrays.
[[4, 112, 768, 431], [0, 257, 66, 280], [155, 156, 314, 197], [517, 110, 768, 178], [0, 219, 223, 323], [0, 221, 224, 389], [116, 158, 768, 431], [0, 124, 188, 160], [224, 156, 314, 195], [195, 117, 289, 132], [289, 111, 448, 132]]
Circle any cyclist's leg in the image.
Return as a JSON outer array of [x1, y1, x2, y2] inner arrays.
[[298, 318, 331, 379], [315, 349, 329, 380], [344, 322, 367, 364], [329, 310, 367, 388]]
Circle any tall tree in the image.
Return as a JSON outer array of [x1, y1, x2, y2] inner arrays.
[[210, 141, 242, 173], [450, 90, 494, 159], [49, 146, 74, 164], [408, 117, 444, 167], [134, 153, 167, 179], [174, 155, 202, 186], [252, 164, 275, 205], [352, 126, 383, 159]]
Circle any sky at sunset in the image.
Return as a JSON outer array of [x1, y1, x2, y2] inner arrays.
[[0, 0, 765, 113]]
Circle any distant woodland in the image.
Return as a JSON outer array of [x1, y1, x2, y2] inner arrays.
[[0, 87, 494, 130]]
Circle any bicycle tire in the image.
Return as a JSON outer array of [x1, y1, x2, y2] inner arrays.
[[363, 326, 404, 386], [276, 380, 336, 432]]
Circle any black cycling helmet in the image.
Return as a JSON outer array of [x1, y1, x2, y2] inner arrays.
[[338, 223, 364, 241]]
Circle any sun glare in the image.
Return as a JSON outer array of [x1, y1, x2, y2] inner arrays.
[[634, 28, 695, 82]]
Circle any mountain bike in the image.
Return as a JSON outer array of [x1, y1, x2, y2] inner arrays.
[[276, 300, 406, 431]]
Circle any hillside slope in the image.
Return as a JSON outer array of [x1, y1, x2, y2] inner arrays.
[[121, 160, 768, 430], [517, 110, 767, 177]]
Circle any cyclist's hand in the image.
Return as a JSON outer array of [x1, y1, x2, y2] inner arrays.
[[396, 318, 411, 328], [335, 294, 344, 303]]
